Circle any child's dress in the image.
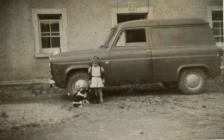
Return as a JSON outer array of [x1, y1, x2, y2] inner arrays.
[[89, 65, 104, 88]]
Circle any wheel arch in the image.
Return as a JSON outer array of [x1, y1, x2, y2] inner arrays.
[[177, 64, 209, 78], [65, 66, 89, 88]]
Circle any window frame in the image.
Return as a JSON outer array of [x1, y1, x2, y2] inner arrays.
[[117, 13, 148, 23], [112, 27, 149, 49], [207, 6, 223, 47], [32, 9, 68, 58], [111, 6, 153, 27], [40, 19, 61, 49]]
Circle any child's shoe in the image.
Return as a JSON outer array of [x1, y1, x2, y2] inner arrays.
[[99, 99, 103, 103], [83, 100, 89, 105], [72, 101, 82, 107]]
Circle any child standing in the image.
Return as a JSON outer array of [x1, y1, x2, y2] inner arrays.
[[88, 56, 105, 103]]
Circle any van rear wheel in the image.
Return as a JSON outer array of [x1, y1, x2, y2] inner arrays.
[[178, 69, 206, 94]]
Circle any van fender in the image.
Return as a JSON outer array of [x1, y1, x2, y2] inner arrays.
[[65, 65, 89, 75], [177, 64, 209, 77]]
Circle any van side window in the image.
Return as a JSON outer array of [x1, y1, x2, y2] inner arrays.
[[126, 29, 146, 43], [152, 26, 215, 46], [116, 31, 126, 47], [116, 28, 147, 47]]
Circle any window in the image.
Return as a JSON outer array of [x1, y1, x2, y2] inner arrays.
[[39, 14, 61, 49], [116, 28, 147, 47], [208, 6, 223, 47], [32, 9, 67, 58], [126, 29, 146, 43], [116, 13, 148, 46], [117, 13, 148, 23], [211, 10, 223, 43]]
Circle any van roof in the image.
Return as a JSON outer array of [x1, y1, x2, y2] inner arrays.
[[116, 19, 208, 29]]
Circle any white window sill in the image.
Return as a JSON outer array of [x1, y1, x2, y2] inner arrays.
[[216, 42, 224, 48], [35, 48, 61, 58], [35, 53, 50, 58]]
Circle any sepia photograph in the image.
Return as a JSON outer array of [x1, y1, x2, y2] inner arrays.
[[0, 0, 223, 139]]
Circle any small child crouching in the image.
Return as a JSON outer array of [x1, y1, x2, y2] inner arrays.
[[72, 80, 89, 108]]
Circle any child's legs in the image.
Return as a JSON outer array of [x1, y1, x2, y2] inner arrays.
[[93, 88, 99, 102], [98, 88, 103, 102], [91, 88, 103, 103], [93, 88, 98, 96]]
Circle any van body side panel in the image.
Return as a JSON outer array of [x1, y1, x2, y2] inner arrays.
[[151, 46, 221, 82], [151, 24, 221, 82], [109, 47, 152, 85]]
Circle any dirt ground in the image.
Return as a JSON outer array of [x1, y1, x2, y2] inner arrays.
[[0, 78, 224, 140]]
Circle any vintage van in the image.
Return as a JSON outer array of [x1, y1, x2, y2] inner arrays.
[[50, 19, 221, 94]]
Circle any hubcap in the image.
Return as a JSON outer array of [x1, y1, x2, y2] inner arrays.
[[185, 74, 201, 89], [72, 79, 88, 93]]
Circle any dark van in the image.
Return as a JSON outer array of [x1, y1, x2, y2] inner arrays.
[[50, 19, 221, 95]]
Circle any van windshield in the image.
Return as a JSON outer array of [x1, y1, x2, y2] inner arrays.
[[100, 27, 117, 48]]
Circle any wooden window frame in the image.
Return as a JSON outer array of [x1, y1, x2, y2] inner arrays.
[[40, 20, 61, 49], [207, 6, 223, 47], [32, 9, 68, 58]]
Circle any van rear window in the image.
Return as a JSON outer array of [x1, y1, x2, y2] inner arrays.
[[152, 25, 215, 46]]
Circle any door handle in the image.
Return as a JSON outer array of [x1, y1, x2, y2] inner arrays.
[[104, 60, 110, 64]]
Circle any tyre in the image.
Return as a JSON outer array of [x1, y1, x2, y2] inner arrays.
[[67, 72, 89, 96], [178, 69, 206, 94], [163, 82, 178, 89]]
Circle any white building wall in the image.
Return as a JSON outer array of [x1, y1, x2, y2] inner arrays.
[[0, 0, 222, 82]]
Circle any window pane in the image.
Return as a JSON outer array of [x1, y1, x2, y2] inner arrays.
[[41, 33, 50, 36], [212, 11, 223, 20], [215, 37, 224, 42], [117, 13, 148, 23], [41, 23, 50, 32], [51, 37, 60, 48], [116, 32, 126, 47], [39, 14, 61, 20], [41, 37, 51, 48], [39, 14, 62, 50], [51, 23, 59, 32], [213, 29, 222, 35], [213, 22, 223, 28], [126, 29, 146, 43]]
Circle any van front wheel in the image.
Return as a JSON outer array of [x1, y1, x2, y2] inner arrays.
[[178, 69, 206, 94], [67, 72, 89, 96]]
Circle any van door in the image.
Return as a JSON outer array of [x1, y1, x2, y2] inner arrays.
[[109, 27, 152, 85]]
